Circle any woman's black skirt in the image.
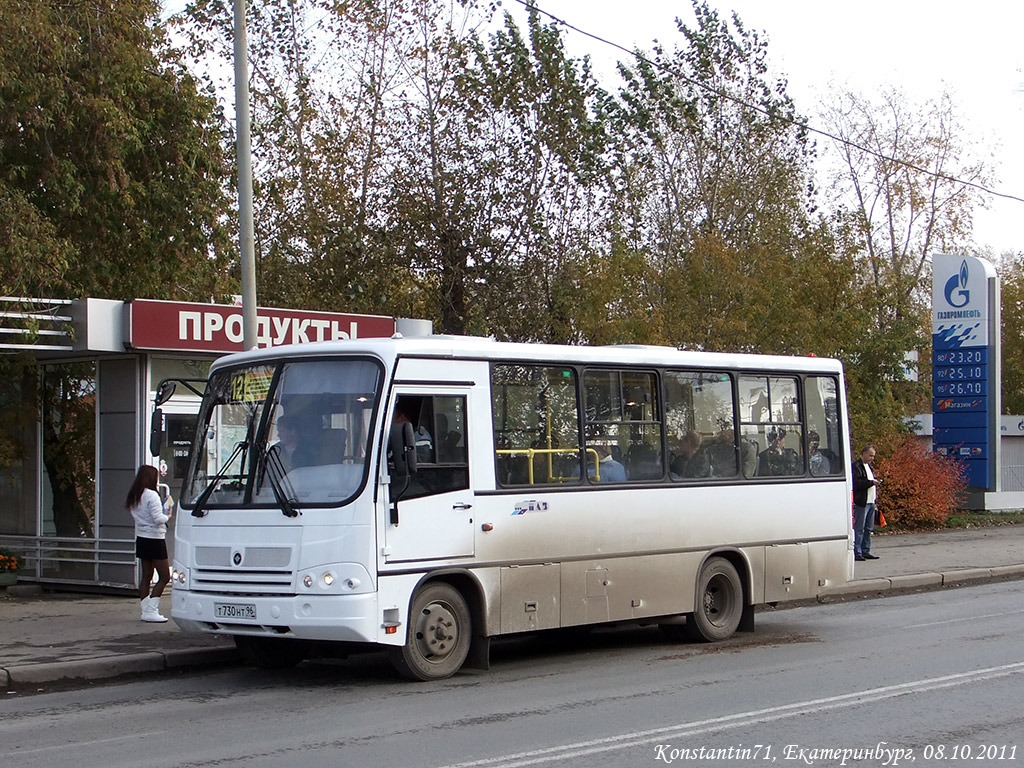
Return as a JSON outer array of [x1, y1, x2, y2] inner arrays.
[[135, 536, 168, 561]]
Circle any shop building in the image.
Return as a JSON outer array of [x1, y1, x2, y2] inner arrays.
[[0, 297, 429, 591]]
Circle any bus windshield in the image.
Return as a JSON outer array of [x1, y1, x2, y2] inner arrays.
[[182, 358, 382, 510]]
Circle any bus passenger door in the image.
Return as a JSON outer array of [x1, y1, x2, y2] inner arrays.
[[384, 391, 474, 563]]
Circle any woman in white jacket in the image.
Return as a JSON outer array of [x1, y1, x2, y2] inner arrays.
[[125, 465, 171, 622]]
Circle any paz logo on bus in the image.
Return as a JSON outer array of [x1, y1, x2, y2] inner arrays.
[[512, 500, 548, 515]]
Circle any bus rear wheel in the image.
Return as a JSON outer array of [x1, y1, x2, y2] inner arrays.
[[389, 583, 471, 681], [685, 557, 743, 643]]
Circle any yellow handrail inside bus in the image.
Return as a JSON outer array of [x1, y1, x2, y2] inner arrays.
[[495, 447, 601, 483]]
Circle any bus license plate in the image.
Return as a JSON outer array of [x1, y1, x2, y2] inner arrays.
[[214, 602, 257, 620]]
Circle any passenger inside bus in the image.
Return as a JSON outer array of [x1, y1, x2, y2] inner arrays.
[[670, 430, 711, 479], [588, 441, 627, 482], [701, 426, 743, 478], [757, 428, 800, 476], [808, 431, 834, 476]]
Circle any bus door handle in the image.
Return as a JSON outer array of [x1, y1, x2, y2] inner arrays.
[[453, 502, 473, 510]]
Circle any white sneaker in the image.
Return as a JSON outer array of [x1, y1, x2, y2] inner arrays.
[[141, 596, 168, 623]]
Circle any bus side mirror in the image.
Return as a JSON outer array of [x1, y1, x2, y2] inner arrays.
[[155, 380, 177, 406], [150, 408, 164, 457], [388, 421, 417, 525]]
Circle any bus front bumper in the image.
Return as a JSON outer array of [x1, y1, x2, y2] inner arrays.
[[171, 589, 384, 644]]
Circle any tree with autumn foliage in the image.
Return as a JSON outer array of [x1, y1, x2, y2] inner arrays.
[[1000, 252, 1024, 415], [819, 86, 995, 448], [602, 2, 862, 358], [873, 435, 966, 530]]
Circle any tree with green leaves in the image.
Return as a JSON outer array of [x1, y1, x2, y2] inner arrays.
[[0, 0, 232, 302], [175, 0, 425, 316], [604, 1, 853, 356], [379, 3, 607, 338], [0, 0, 233, 538]]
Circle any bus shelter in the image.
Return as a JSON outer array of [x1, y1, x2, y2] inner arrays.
[[0, 296, 428, 591]]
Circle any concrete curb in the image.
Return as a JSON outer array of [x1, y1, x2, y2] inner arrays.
[[2, 647, 239, 691], [991, 564, 1024, 578], [821, 565, 1024, 599]]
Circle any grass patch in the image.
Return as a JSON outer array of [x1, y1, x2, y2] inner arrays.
[[945, 511, 1024, 528]]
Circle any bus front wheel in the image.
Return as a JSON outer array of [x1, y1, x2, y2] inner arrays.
[[389, 583, 471, 681], [685, 557, 743, 643]]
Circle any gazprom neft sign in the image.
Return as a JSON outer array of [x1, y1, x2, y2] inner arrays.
[[126, 299, 396, 353], [931, 254, 1001, 489]]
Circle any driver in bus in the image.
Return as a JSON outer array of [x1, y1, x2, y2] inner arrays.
[[394, 403, 434, 463], [268, 415, 299, 473]]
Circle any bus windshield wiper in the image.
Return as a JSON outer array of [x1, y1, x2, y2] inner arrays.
[[263, 450, 300, 518], [191, 440, 246, 518]]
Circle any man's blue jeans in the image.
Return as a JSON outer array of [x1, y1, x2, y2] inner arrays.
[[853, 503, 876, 556]]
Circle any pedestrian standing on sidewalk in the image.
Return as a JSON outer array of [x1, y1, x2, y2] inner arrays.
[[852, 445, 881, 562], [125, 465, 171, 622]]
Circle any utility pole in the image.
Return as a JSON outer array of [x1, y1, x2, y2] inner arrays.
[[234, 0, 258, 349]]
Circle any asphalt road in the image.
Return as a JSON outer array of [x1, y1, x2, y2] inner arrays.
[[3, 580, 1023, 768]]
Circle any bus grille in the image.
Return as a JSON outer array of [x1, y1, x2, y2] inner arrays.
[[191, 544, 295, 594], [190, 567, 294, 594]]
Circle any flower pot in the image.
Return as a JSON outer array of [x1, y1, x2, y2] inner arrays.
[[0, 571, 18, 587]]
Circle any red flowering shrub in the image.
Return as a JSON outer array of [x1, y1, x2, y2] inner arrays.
[[874, 436, 966, 530]]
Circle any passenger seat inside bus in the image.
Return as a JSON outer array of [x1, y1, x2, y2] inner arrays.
[[435, 414, 465, 463], [625, 444, 663, 480]]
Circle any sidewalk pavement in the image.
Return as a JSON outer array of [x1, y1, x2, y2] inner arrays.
[[3, 526, 1024, 692]]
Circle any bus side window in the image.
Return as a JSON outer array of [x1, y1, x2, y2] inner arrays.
[[805, 375, 843, 476], [665, 370, 736, 481], [584, 369, 662, 483], [491, 364, 581, 486], [392, 394, 469, 500], [739, 375, 803, 478]]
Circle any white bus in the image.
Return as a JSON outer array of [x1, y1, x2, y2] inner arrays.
[[168, 336, 852, 680]]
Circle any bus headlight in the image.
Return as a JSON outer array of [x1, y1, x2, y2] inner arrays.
[[171, 565, 188, 588], [296, 564, 372, 594]]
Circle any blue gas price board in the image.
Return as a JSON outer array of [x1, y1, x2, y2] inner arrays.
[[931, 254, 999, 489]]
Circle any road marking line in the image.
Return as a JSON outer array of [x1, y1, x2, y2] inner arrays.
[[11, 730, 164, 755], [439, 661, 1024, 768], [906, 608, 1024, 628]]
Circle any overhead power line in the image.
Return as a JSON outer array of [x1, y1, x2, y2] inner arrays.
[[512, 0, 1024, 206]]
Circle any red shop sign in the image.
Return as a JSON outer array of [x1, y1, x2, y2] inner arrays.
[[127, 299, 396, 353]]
